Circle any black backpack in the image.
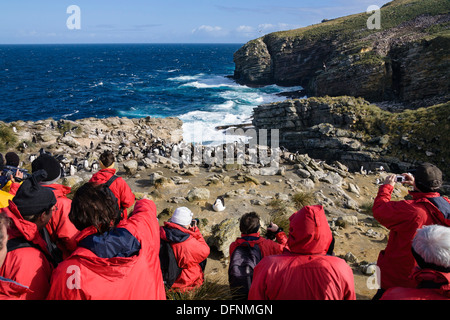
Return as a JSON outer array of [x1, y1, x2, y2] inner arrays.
[[228, 241, 262, 300], [428, 196, 450, 219], [103, 175, 124, 222], [159, 239, 182, 289]]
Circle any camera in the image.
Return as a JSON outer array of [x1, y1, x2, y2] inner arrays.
[[396, 175, 405, 183], [0, 166, 31, 187], [190, 218, 199, 227]]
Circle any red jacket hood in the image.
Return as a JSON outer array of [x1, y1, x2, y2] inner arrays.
[[89, 168, 116, 184], [42, 184, 71, 198], [287, 205, 333, 255], [160, 221, 198, 242], [3, 201, 40, 241], [409, 191, 441, 200], [410, 192, 450, 226], [1, 201, 49, 253], [233, 233, 263, 247], [411, 267, 450, 294], [69, 225, 139, 281]]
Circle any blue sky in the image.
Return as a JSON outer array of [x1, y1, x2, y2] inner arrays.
[[0, 0, 392, 44]]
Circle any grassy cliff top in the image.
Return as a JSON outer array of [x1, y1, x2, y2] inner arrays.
[[303, 96, 450, 177], [265, 0, 450, 41]]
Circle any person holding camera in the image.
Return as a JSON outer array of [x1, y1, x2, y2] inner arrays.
[[228, 212, 288, 300], [372, 162, 450, 299], [159, 207, 210, 292], [229, 212, 288, 258], [0, 152, 28, 196]]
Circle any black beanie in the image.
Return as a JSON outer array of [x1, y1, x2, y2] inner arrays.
[[13, 170, 57, 217], [31, 154, 61, 182], [5, 152, 20, 167]]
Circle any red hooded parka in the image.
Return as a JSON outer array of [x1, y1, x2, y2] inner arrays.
[[160, 221, 210, 292], [46, 199, 166, 300], [372, 185, 450, 290], [0, 201, 54, 300], [381, 268, 450, 300], [229, 231, 288, 258], [248, 205, 355, 300], [89, 168, 135, 220]]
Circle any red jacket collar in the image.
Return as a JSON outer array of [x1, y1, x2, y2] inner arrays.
[[233, 233, 262, 247], [74, 226, 99, 244], [163, 221, 197, 236], [411, 267, 450, 293], [90, 168, 117, 184], [42, 184, 71, 198], [409, 191, 441, 200]]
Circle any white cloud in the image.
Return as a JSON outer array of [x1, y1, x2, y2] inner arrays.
[[192, 25, 223, 33], [256, 22, 302, 33], [236, 25, 254, 33]]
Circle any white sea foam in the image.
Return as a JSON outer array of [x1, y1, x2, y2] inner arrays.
[[90, 81, 104, 88], [62, 109, 80, 119], [179, 75, 240, 89], [120, 73, 303, 145], [167, 73, 204, 82], [175, 82, 298, 144], [211, 100, 235, 111], [180, 109, 253, 145]]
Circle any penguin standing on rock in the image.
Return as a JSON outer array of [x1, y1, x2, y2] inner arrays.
[[212, 196, 225, 212]]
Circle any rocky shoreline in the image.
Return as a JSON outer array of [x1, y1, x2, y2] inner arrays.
[[3, 112, 446, 299]]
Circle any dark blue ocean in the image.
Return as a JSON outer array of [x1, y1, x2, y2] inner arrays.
[[0, 44, 301, 143]]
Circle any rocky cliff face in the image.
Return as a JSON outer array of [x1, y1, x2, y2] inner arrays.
[[234, 0, 450, 106], [252, 96, 450, 178]]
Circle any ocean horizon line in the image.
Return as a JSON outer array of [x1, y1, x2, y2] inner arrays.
[[0, 42, 246, 46]]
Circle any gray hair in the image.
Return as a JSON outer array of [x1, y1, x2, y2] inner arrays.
[[413, 225, 450, 268]]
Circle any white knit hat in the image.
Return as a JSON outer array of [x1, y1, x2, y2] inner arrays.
[[170, 207, 193, 226]]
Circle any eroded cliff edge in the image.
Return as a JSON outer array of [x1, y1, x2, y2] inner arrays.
[[233, 0, 450, 107]]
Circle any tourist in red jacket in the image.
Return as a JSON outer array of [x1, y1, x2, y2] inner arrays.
[[248, 205, 355, 300], [0, 170, 57, 300], [381, 225, 450, 300], [372, 163, 450, 298], [46, 183, 165, 300], [89, 150, 135, 220], [32, 154, 79, 258], [229, 211, 288, 259], [160, 207, 210, 292], [0, 212, 30, 300]]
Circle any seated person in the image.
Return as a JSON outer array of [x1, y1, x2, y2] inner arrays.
[[46, 183, 166, 300], [381, 224, 450, 300], [160, 207, 210, 292], [32, 154, 79, 257]]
